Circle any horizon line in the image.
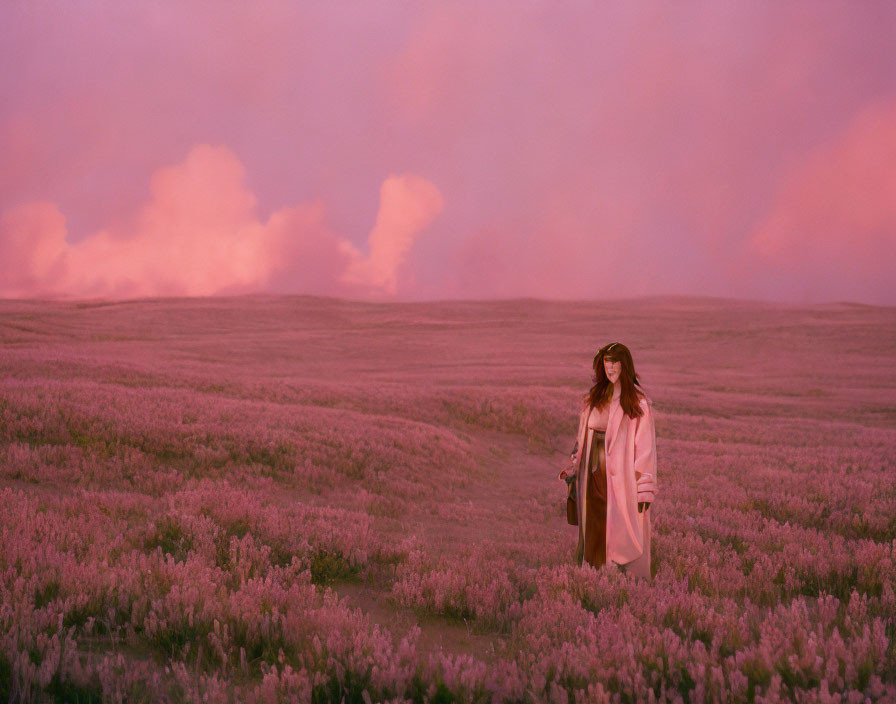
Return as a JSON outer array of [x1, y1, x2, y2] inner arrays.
[[0, 292, 890, 310]]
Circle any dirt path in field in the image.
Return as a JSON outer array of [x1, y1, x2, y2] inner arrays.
[[329, 427, 570, 661], [329, 581, 511, 662], [413, 427, 568, 552]]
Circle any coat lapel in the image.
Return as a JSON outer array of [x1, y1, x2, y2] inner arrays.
[[606, 396, 624, 454]]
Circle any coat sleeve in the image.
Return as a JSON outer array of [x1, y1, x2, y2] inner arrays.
[[571, 403, 586, 463], [633, 397, 658, 503], [559, 406, 587, 481]]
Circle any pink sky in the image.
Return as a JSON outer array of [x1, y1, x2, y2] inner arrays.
[[1, 1, 895, 304]]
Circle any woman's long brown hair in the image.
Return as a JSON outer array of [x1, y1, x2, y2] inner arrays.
[[583, 342, 645, 419]]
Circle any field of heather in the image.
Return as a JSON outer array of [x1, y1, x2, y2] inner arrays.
[[0, 295, 894, 703]]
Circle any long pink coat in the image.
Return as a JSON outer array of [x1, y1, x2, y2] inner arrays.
[[572, 393, 658, 569]]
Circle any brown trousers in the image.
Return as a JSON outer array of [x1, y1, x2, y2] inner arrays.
[[575, 428, 607, 568]]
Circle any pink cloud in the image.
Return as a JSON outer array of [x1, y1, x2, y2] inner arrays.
[[0, 201, 69, 298], [340, 174, 444, 295], [744, 99, 896, 301], [1, 145, 296, 298], [0, 145, 442, 299]]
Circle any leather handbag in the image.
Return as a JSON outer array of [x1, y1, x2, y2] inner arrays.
[[566, 477, 578, 525]]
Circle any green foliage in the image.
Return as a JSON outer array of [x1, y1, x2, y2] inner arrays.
[[147, 622, 205, 660], [311, 667, 374, 704], [45, 671, 105, 703], [309, 549, 360, 585], [34, 577, 60, 609], [144, 515, 194, 562], [743, 657, 772, 702], [213, 518, 252, 569], [0, 651, 10, 702]]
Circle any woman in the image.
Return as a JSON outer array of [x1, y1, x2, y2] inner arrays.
[[558, 342, 657, 580]]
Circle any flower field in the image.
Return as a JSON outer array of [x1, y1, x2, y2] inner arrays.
[[1, 295, 894, 702]]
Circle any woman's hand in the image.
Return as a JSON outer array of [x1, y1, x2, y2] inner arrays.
[[559, 459, 577, 482], [638, 501, 651, 513]]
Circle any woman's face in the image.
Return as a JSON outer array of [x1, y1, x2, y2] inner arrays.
[[604, 356, 621, 384]]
